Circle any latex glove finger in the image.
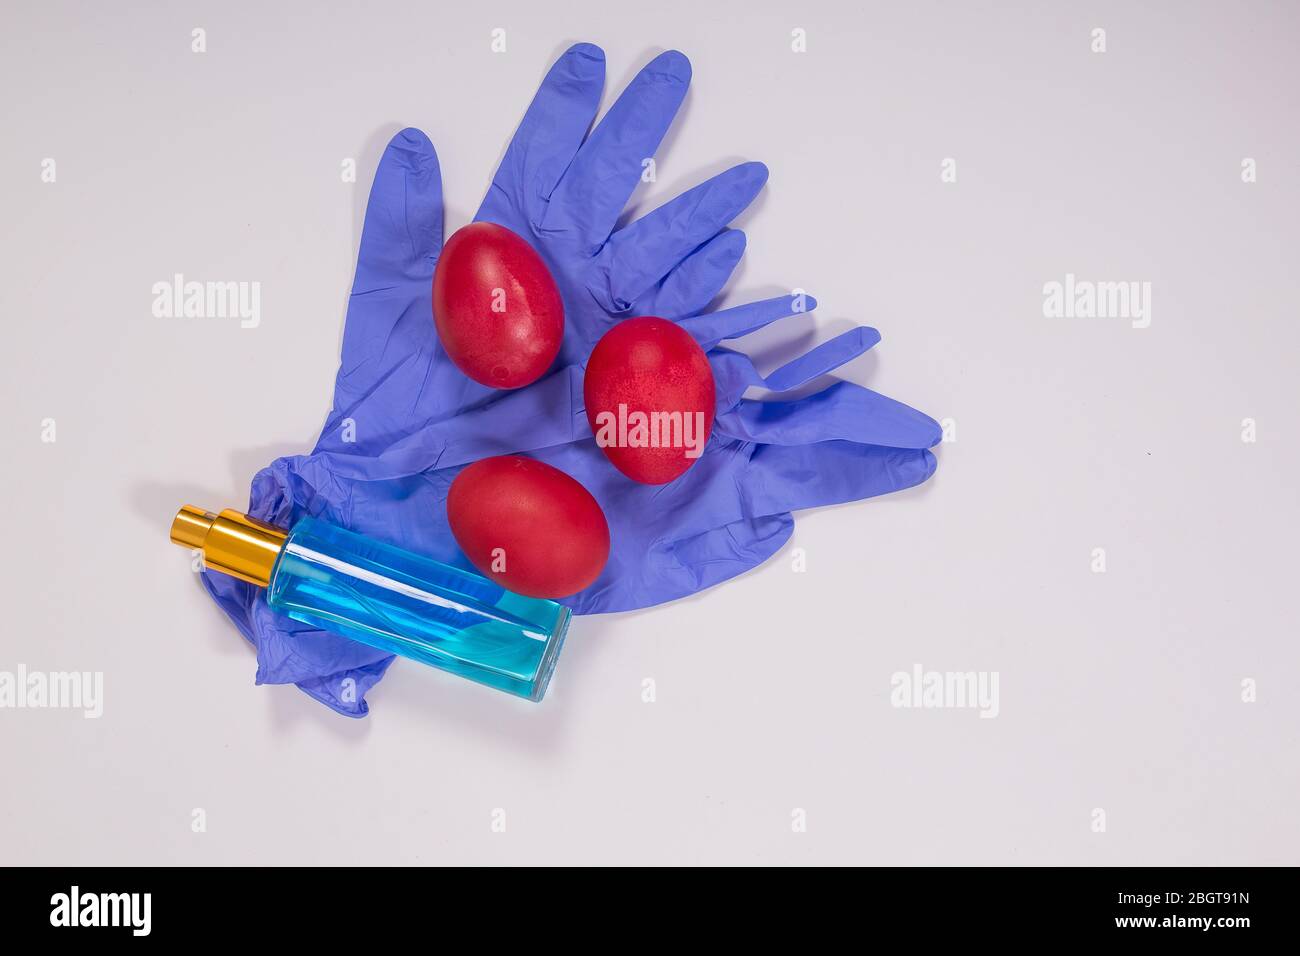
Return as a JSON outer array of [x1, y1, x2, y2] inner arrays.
[[679, 293, 816, 350], [543, 50, 692, 254], [716, 379, 942, 449], [742, 441, 937, 518], [641, 228, 746, 318], [702, 321, 873, 411], [351, 127, 442, 292], [333, 129, 445, 413], [762, 327, 880, 390], [476, 43, 607, 226], [573, 245, 767, 359], [590, 162, 767, 310], [708, 326, 881, 411]]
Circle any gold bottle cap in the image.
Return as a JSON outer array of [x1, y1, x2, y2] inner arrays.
[[170, 505, 288, 588]]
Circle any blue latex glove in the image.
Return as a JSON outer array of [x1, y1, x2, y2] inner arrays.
[[199, 44, 939, 715]]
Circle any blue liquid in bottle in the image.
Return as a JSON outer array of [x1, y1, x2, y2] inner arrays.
[[266, 518, 569, 701]]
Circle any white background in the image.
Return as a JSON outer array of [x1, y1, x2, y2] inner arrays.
[[2, 0, 1297, 864]]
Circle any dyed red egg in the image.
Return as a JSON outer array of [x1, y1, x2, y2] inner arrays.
[[584, 317, 716, 485], [447, 456, 610, 599], [432, 222, 564, 389]]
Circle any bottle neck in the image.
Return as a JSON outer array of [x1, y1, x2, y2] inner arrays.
[[170, 506, 288, 587]]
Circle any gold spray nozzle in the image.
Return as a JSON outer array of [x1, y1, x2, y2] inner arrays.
[[170, 505, 288, 587]]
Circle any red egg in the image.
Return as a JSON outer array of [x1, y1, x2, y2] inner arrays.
[[447, 456, 610, 599], [432, 222, 564, 389], [584, 317, 716, 485]]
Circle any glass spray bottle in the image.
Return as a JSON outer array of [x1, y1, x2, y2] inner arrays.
[[170, 506, 570, 701]]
